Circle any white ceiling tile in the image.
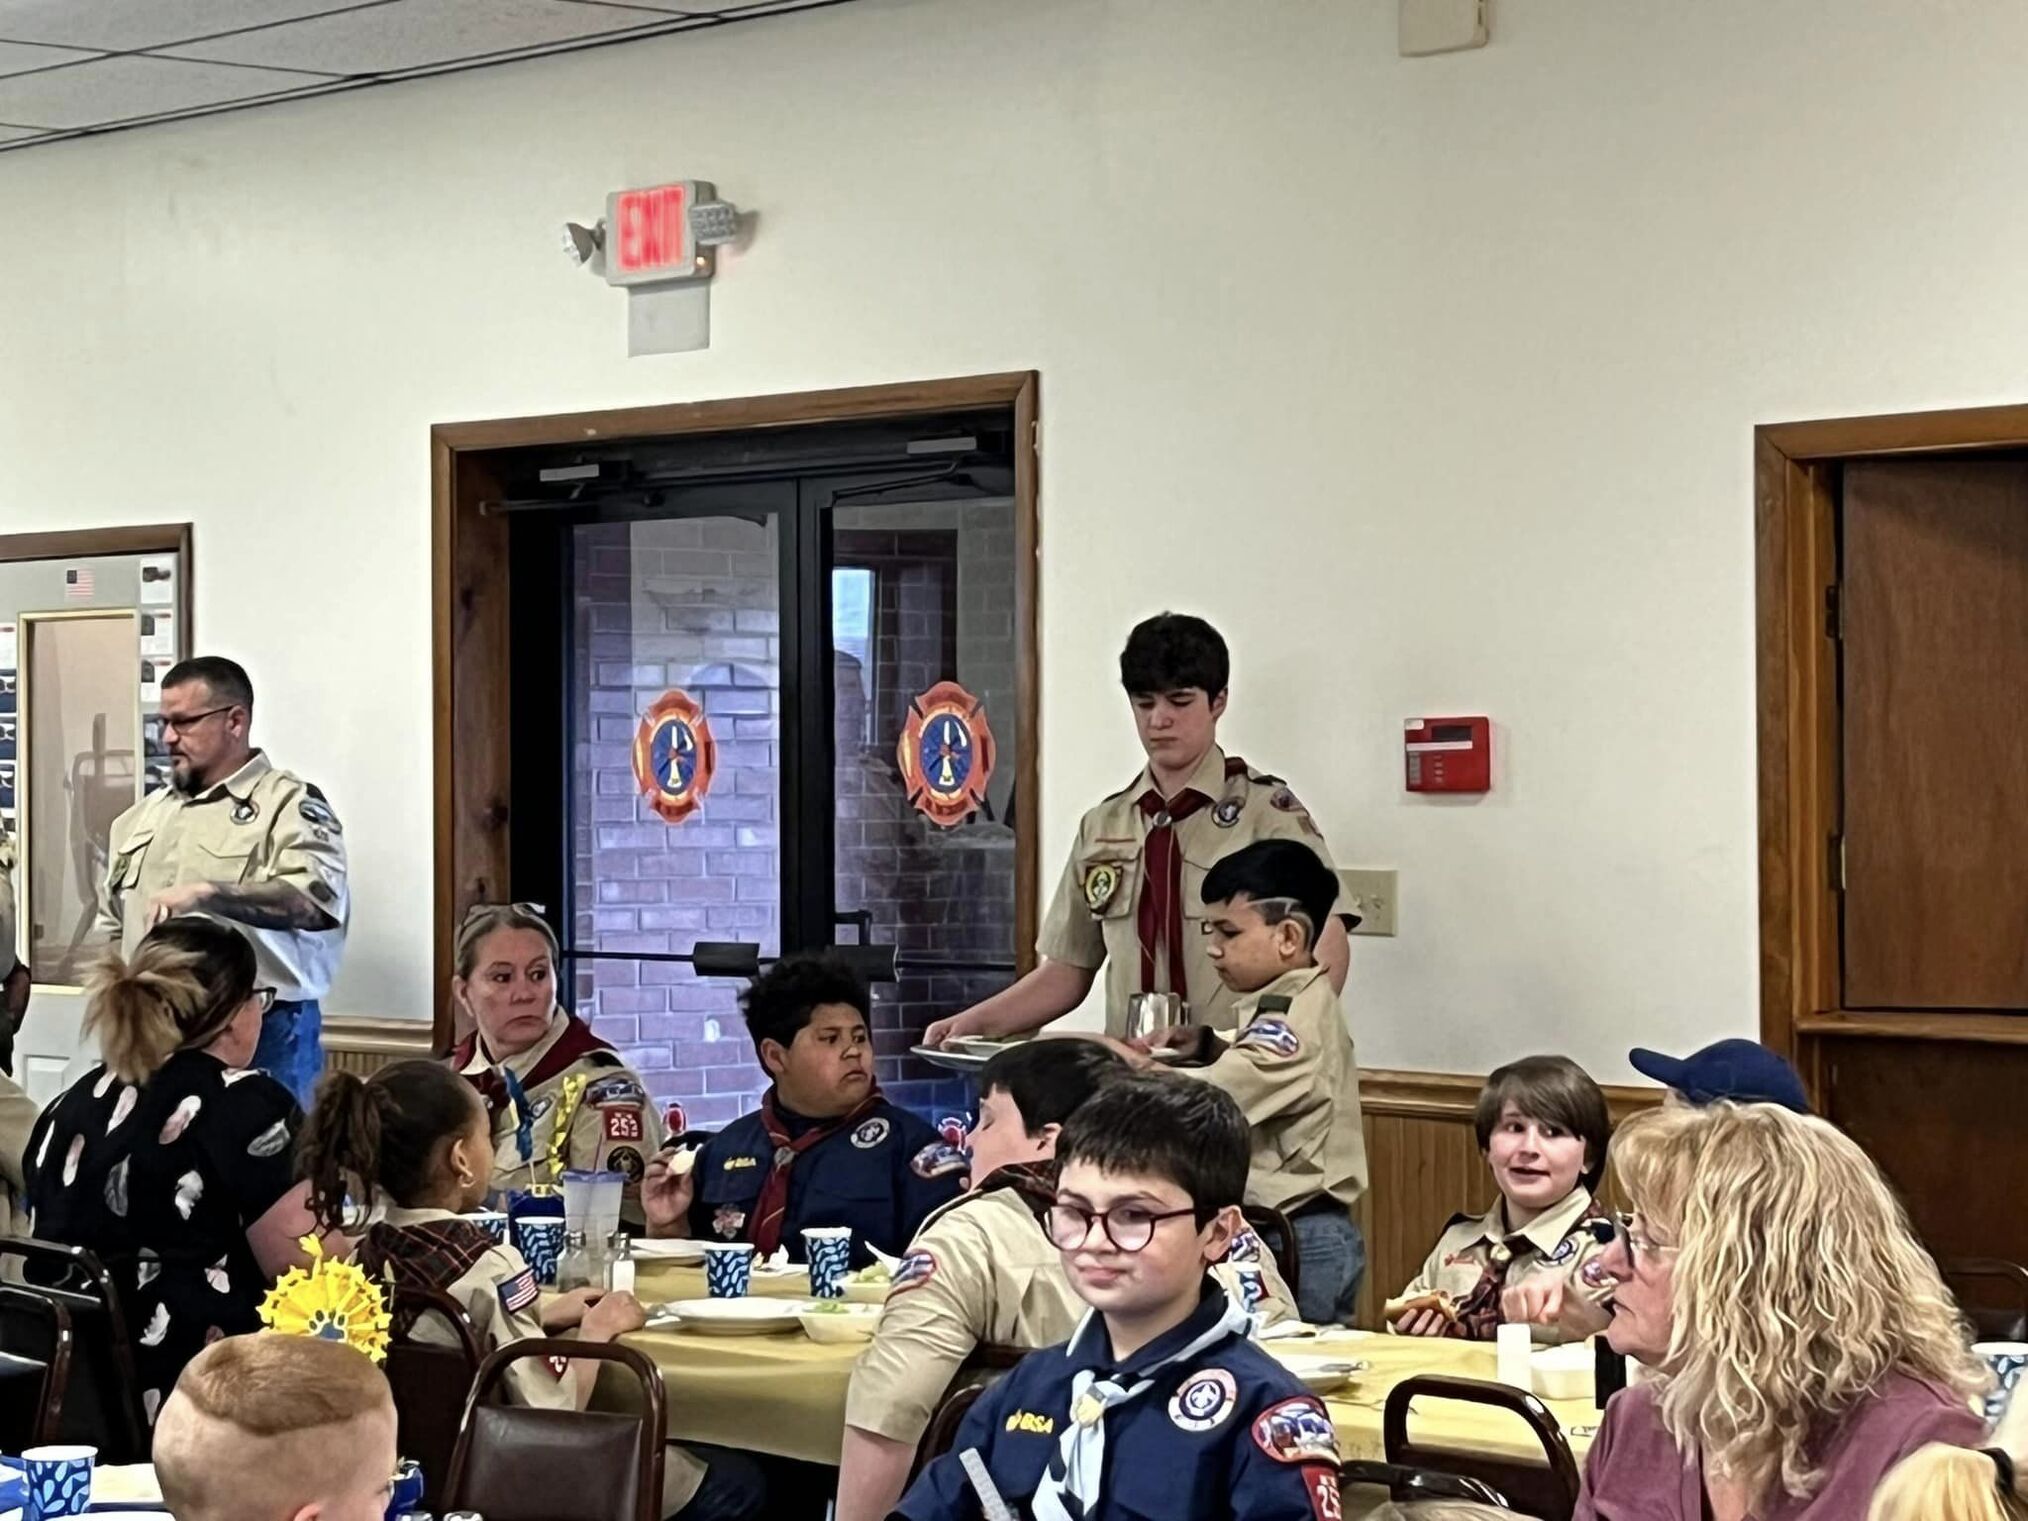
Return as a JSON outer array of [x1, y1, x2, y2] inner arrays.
[[0, 0, 371, 52], [0, 120, 49, 141], [0, 39, 96, 77], [0, 54, 329, 129], [164, 0, 681, 76]]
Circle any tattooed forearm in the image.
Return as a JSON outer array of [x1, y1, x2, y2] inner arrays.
[[201, 882, 339, 932]]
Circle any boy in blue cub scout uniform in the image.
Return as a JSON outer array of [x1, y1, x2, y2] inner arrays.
[[894, 1074, 1341, 1521], [642, 955, 960, 1265]]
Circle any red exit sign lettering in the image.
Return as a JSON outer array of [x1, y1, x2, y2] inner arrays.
[[603, 181, 704, 286]]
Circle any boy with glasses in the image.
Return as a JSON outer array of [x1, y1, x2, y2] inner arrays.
[[894, 1074, 1340, 1521]]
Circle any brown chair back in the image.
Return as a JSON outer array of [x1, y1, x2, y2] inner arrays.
[[1383, 1373, 1581, 1521], [386, 1286, 485, 1513], [1339, 1458, 1508, 1507], [1943, 1258, 2028, 1342], [0, 1238, 148, 1461], [907, 1343, 1027, 1483], [1240, 1203, 1301, 1303], [0, 1284, 74, 1451], [444, 1340, 664, 1521]]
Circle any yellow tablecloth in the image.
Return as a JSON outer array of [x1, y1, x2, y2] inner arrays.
[[1299, 1330, 1599, 1465], [602, 1302, 1601, 1474]]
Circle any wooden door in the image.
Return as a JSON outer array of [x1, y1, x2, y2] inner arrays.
[[1841, 460, 2028, 1009]]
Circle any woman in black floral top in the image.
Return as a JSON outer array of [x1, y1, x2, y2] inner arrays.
[[24, 916, 320, 1424]]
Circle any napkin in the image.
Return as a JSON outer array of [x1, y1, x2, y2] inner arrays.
[[1257, 1321, 1320, 1341], [752, 1247, 797, 1275]]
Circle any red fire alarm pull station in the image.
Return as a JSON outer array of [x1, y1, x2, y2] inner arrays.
[[1405, 716, 1492, 793]]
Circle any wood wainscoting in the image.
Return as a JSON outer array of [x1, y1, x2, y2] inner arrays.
[[1351, 1071, 1660, 1329], [323, 1017, 438, 1079]]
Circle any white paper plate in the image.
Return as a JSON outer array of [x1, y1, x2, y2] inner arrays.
[[631, 1239, 709, 1263], [908, 1044, 990, 1074], [1270, 1354, 1369, 1395], [665, 1298, 811, 1334]]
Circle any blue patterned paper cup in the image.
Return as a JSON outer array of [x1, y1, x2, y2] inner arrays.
[[23, 1445, 95, 1521], [463, 1210, 509, 1245], [803, 1228, 852, 1299], [703, 1242, 755, 1298], [516, 1219, 567, 1286], [1977, 1341, 2028, 1423]]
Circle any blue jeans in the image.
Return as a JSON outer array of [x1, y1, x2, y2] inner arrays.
[[1292, 1207, 1366, 1326], [674, 1444, 767, 1521], [254, 998, 324, 1106]]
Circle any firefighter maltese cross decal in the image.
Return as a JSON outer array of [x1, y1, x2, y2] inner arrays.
[[633, 689, 718, 826], [897, 681, 996, 828]]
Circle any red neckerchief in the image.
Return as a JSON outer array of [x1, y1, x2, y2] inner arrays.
[[1135, 783, 1215, 995], [975, 1159, 1059, 1224], [356, 1217, 498, 1312], [453, 1010, 616, 1120], [1452, 1191, 1610, 1340], [750, 1086, 884, 1256]]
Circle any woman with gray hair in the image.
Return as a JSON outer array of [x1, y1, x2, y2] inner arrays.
[[1577, 1101, 1984, 1519], [447, 902, 666, 1220]]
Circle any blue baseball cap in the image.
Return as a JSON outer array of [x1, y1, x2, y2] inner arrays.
[[1628, 1038, 1811, 1114]]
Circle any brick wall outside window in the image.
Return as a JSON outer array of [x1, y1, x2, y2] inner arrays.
[[568, 501, 1019, 1129]]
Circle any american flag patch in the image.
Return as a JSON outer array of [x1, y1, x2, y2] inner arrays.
[[497, 1267, 539, 1314], [64, 567, 94, 601]]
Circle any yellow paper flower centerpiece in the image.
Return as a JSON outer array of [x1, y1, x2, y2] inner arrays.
[[259, 1235, 392, 1364]]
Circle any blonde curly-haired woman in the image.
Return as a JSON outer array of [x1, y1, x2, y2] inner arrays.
[[1575, 1101, 1985, 1521]]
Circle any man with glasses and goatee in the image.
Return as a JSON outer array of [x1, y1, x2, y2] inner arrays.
[[95, 656, 346, 1104]]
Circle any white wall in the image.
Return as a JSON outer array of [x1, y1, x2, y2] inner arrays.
[[5, 0, 2028, 1078]]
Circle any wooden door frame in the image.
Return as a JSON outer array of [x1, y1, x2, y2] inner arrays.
[[1757, 402, 2028, 1096], [431, 372, 1042, 1052]]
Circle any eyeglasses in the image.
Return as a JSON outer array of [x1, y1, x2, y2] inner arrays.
[[1044, 1200, 1201, 1254], [252, 987, 277, 1015], [159, 704, 234, 734], [1588, 1212, 1680, 1262], [459, 900, 549, 928]]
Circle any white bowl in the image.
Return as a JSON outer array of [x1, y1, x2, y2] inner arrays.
[[1530, 1342, 1595, 1402], [840, 1276, 890, 1304], [798, 1303, 883, 1343]]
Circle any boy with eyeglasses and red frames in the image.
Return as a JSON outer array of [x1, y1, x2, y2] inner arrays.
[[894, 1074, 1340, 1521]]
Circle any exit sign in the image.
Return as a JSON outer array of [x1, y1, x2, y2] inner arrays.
[[603, 180, 712, 287]]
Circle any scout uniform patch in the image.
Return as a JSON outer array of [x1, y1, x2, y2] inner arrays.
[[890, 1248, 937, 1295], [852, 1117, 891, 1149], [1234, 1017, 1301, 1059], [1251, 1397, 1340, 1465], [1081, 861, 1121, 912], [911, 1141, 969, 1179], [1168, 1368, 1238, 1432]]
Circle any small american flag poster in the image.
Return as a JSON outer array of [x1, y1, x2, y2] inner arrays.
[[64, 566, 94, 602]]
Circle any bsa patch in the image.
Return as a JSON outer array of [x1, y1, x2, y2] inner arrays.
[[723, 1155, 758, 1170], [1005, 1410, 1056, 1436], [890, 1249, 937, 1295], [497, 1267, 540, 1314], [601, 1106, 644, 1142], [1269, 788, 1305, 815], [713, 1205, 746, 1240], [1167, 1368, 1237, 1432], [1305, 1467, 1343, 1521], [911, 1141, 970, 1180], [606, 1146, 644, 1182], [529, 1095, 556, 1125], [1081, 861, 1121, 913], [851, 1117, 891, 1150], [1251, 1397, 1340, 1466], [1212, 796, 1244, 828], [1548, 1236, 1578, 1266], [586, 1075, 646, 1107], [298, 795, 342, 833], [1235, 1018, 1301, 1059], [1224, 1227, 1264, 1265], [231, 798, 259, 824]]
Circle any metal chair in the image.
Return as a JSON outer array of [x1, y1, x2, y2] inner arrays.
[[1340, 1459, 1509, 1507], [386, 1286, 485, 1513], [1240, 1203, 1302, 1304], [1384, 1374, 1581, 1521], [0, 1283, 73, 1451], [445, 1340, 664, 1521], [1943, 1258, 2028, 1342], [0, 1237, 148, 1461]]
